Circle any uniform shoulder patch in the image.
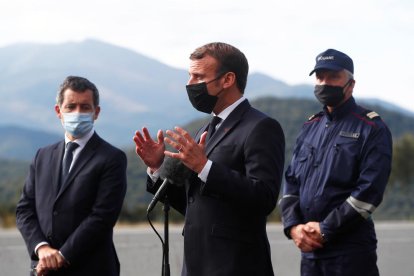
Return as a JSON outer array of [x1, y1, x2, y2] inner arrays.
[[308, 111, 323, 121], [366, 111, 380, 119]]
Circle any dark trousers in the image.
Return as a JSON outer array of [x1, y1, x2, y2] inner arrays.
[[301, 251, 379, 276]]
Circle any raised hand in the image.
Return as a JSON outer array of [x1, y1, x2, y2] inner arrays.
[[164, 126, 208, 174], [133, 127, 165, 171]]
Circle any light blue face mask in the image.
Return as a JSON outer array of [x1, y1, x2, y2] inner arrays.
[[62, 112, 94, 138]]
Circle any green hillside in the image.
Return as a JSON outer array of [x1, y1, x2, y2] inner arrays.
[[1, 97, 414, 227], [122, 97, 414, 223]]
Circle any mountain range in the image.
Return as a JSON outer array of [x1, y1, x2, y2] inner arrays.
[[1, 39, 413, 161]]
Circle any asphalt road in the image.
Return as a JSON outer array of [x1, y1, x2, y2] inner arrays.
[[2, 221, 413, 276]]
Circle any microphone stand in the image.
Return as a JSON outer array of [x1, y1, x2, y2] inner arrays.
[[162, 196, 170, 276], [147, 187, 171, 276]]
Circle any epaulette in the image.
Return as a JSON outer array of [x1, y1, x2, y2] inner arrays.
[[365, 111, 380, 120], [308, 111, 324, 121]]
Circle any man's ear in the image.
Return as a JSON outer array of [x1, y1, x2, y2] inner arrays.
[[222, 72, 236, 89], [350, 79, 356, 89], [94, 106, 101, 120], [55, 105, 62, 119]]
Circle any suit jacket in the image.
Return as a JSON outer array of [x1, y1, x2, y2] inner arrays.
[[16, 132, 127, 276], [148, 100, 285, 276]]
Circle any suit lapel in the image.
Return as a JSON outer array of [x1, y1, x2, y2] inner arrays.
[[194, 123, 209, 143], [56, 133, 101, 199], [205, 100, 250, 156]]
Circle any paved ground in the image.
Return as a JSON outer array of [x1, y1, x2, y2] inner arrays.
[[2, 221, 413, 275]]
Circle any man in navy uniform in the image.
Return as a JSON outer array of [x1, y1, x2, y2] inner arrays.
[[279, 49, 392, 276]]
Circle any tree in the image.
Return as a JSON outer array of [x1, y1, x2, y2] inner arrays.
[[389, 133, 414, 187]]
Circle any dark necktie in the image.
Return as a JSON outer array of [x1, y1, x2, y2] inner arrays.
[[60, 142, 79, 189], [206, 116, 222, 141]]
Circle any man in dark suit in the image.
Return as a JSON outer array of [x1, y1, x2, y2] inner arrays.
[[16, 76, 127, 276], [133, 42, 285, 276]]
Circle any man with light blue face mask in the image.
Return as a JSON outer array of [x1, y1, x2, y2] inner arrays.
[[56, 76, 100, 140], [16, 76, 127, 276]]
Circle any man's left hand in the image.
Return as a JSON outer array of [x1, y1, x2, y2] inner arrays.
[[164, 126, 208, 174], [304, 221, 324, 244]]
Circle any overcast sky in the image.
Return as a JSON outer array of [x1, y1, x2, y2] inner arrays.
[[1, 0, 413, 112]]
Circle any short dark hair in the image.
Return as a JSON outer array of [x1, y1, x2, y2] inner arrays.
[[56, 76, 100, 107], [190, 42, 249, 93]]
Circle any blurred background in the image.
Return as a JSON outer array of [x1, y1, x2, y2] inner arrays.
[[1, 0, 413, 227]]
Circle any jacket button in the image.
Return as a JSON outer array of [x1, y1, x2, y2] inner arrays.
[[53, 211, 58, 216], [188, 196, 194, 203]]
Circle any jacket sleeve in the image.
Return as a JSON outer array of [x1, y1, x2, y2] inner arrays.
[[320, 122, 393, 242], [279, 135, 304, 238], [16, 150, 48, 260], [146, 175, 187, 215]]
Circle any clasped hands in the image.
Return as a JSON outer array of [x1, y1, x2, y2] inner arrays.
[[35, 245, 68, 275], [290, 221, 324, 252]]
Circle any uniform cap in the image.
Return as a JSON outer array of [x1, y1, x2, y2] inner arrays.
[[309, 49, 353, 76]]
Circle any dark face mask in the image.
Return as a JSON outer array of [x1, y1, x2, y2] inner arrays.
[[186, 74, 224, 114], [314, 79, 353, 107]]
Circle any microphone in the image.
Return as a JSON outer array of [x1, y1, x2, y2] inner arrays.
[[147, 157, 193, 213], [147, 178, 169, 213], [159, 157, 193, 186]]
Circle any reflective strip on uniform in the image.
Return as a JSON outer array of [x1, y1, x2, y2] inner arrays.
[[282, 194, 299, 199], [346, 196, 376, 219], [278, 194, 299, 205]]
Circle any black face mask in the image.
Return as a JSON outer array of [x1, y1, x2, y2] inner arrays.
[[186, 75, 224, 114], [314, 79, 353, 107]]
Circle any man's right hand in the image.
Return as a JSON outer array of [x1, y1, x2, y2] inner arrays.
[[36, 245, 66, 275], [133, 127, 165, 171], [290, 224, 324, 252]]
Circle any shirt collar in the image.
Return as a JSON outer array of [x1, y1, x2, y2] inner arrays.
[[213, 96, 246, 121], [64, 128, 95, 150]]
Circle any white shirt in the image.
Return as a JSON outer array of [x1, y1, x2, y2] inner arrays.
[[198, 96, 246, 182], [64, 128, 95, 171]]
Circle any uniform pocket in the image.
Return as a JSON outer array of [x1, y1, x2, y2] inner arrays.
[[293, 142, 314, 182], [330, 136, 361, 183]]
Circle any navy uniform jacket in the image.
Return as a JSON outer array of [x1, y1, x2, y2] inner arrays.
[[280, 97, 392, 259], [16, 132, 127, 275], [148, 99, 285, 276]]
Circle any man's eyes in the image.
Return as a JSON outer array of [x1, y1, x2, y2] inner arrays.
[[64, 104, 92, 110], [317, 75, 340, 81], [65, 105, 75, 110]]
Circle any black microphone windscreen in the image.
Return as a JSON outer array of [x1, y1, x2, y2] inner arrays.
[[159, 157, 193, 186]]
